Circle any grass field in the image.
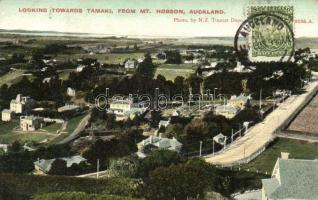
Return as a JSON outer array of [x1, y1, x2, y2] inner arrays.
[[241, 138, 318, 174], [0, 120, 19, 134], [41, 123, 62, 134], [56, 52, 145, 65], [155, 63, 195, 81], [0, 121, 57, 144], [0, 132, 52, 144], [65, 114, 86, 133], [0, 70, 26, 86], [48, 114, 86, 144]]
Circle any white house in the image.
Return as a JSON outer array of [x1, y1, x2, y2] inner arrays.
[[67, 87, 76, 97], [109, 99, 133, 116], [42, 77, 52, 83], [215, 104, 240, 119], [137, 135, 182, 155], [1, 109, 14, 122], [20, 116, 43, 132], [124, 59, 138, 69], [158, 119, 171, 128], [261, 153, 318, 200], [76, 65, 87, 72], [10, 94, 34, 114]]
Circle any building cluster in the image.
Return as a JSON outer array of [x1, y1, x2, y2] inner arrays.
[[214, 94, 251, 119], [33, 155, 87, 175], [108, 98, 147, 121], [1, 94, 80, 132], [137, 135, 182, 158], [1, 94, 35, 122], [83, 45, 112, 54]]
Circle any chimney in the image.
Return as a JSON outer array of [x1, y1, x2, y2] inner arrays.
[[281, 152, 289, 159]]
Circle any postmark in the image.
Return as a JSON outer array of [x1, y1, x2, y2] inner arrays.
[[235, 6, 294, 63]]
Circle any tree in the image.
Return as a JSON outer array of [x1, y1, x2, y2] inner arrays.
[[145, 163, 210, 200], [183, 118, 209, 141], [150, 110, 161, 128], [137, 53, 155, 78], [108, 156, 139, 178], [48, 159, 67, 175], [9, 141, 22, 153], [137, 149, 182, 178], [165, 50, 182, 64], [10, 53, 26, 63]]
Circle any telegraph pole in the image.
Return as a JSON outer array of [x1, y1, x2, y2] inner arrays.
[[96, 159, 100, 179], [259, 88, 262, 110], [199, 141, 202, 156], [212, 140, 215, 155], [231, 129, 234, 143], [213, 88, 218, 109]]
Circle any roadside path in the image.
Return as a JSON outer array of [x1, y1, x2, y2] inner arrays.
[[58, 113, 91, 144]]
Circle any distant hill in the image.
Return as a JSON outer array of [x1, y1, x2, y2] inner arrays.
[[0, 29, 318, 48]]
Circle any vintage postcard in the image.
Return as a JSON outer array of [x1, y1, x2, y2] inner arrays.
[[0, 0, 317, 200]]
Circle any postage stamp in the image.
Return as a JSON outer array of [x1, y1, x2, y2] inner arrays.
[[235, 6, 295, 63]]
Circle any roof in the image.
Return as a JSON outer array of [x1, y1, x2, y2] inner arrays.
[[34, 155, 87, 173], [262, 159, 318, 199], [58, 104, 80, 112], [230, 94, 250, 102], [2, 109, 13, 114], [138, 136, 182, 150], [215, 104, 238, 114], [111, 99, 132, 105], [21, 115, 42, 121]]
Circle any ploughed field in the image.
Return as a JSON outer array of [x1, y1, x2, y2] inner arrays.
[[287, 93, 318, 135]]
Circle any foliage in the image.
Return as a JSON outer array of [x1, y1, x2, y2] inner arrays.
[[136, 53, 155, 78], [144, 159, 214, 200], [108, 156, 139, 178], [137, 150, 182, 178], [82, 129, 142, 170], [31, 192, 141, 200], [48, 159, 67, 175], [0, 144, 72, 173], [164, 50, 182, 64], [0, 173, 143, 199]]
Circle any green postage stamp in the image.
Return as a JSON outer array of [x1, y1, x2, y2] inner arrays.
[[247, 6, 294, 62]]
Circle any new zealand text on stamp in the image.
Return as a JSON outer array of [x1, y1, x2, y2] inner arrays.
[[235, 6, 294, 63]]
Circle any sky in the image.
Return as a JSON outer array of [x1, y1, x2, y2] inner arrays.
[[0, 0, 318, 38]]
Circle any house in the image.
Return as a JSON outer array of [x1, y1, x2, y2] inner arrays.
[[158, 119, 170, 128], [215, 104, 240, 119], [42, 77, 52, 83], [76, 65, 87, 72], [33, 155, 87, 175], [1, 109, 14, 122], [137, 135, 182, 156], [0, 144, 8, 153], [109, 99, 133, 116], [57, 104, 80, 113], [229, 94, 251, 109], [67, 87, 76, 97], [20, 116, 43, 131], [124, 59, 138, 69], [261, 153, 318, 200], [10, 94, 34, 114]]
